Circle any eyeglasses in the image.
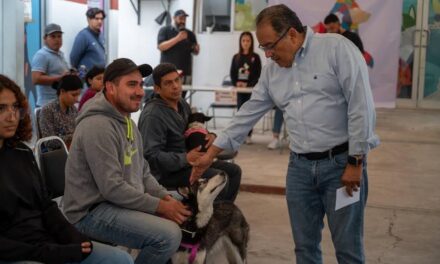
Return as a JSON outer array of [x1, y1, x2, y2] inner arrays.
[[0, 104, 26, 120], [258, 28, 290, 52]]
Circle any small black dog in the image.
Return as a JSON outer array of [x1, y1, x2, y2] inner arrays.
[[184, 113, 212, 152]]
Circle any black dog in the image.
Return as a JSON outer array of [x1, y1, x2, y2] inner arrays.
[[184, 113, 212, 152]]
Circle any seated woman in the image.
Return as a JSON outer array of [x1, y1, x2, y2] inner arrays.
[[39, 74, 82, 149], [78, 66, 104, 111], [229, 31, 261, 144], [0, 74, 133, 264]]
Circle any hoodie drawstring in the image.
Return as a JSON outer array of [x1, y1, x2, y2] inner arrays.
[[124, 117, 137, 165]]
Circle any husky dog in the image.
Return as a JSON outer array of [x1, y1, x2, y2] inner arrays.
[[172, 173, 249, 264], [184, 112, 212, 152]]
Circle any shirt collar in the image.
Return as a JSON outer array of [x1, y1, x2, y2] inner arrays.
[[43, 46, 63, 55], [297, 26, 314, 58], [87, 27, 100, 35]]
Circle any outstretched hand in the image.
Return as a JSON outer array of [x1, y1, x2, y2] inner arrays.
[[186, 146, 204, 165], [204, 133, 217, 149], [190, 154, 214, 184]]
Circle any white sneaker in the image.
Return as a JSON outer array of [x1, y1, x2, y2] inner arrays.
[[245, 136, 253, 145], [267, 138, 281, 149]]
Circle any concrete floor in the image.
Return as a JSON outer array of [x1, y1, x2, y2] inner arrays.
[[229, 108, 440, 264]]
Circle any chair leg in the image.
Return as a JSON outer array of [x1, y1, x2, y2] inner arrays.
[[212, 107, 216, 129]]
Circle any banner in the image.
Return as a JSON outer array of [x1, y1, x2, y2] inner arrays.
[[269, 0, 403, 107]]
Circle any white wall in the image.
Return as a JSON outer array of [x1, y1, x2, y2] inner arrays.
[[46, 1, 87, 67], [45, 0, 119, 67], [117, 0, 194, 67], [1, 0, 25, 87]]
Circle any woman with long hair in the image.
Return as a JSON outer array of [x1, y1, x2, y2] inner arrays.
[[230, 31, 262, 144], [0, 74, 133, 264]]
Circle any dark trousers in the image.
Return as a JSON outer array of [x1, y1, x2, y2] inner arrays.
[[237, 93, 253, 137], [159, 160, 242, 202]]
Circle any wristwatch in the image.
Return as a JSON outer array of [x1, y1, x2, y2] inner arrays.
[[347, 155, 364, 166]]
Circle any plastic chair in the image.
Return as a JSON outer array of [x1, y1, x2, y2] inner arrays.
[[34, 136, 69, 199], [34, 107, 42, 140]]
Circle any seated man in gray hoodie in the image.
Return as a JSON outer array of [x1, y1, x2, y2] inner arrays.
[[138, 63, 241, 202], [63, 58, 191, 264]]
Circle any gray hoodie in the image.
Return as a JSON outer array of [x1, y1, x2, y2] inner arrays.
[[63, 92, 169, 224]]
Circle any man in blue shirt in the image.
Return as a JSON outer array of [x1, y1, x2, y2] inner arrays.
[[191, 4, 379, 264], [70, 8, 106, 73], [31, 23, 70, 107]]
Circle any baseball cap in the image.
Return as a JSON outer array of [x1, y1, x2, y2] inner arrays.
[[104, 58, 153, 83], [86, 7, 106, 19], [174, 9, 189, 17], [44, 23, 63, 36]]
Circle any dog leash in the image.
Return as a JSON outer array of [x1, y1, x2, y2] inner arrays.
[[180, 242, 201, 263]]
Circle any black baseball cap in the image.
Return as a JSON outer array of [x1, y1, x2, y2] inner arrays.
[[174, 9, 188, 17], [104, 58, 153, 83]]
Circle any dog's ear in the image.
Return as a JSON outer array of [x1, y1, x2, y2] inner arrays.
[[203, 115, 212, 122], [177, 186, 191, 199]]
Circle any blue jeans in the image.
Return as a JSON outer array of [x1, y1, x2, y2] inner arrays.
[[286, 151, 368, 264], [0, 241, 133, 264], [273, 107, 283, 134], [74, 203, 181, 264]]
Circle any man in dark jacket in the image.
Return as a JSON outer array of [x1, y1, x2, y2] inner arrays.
[[138, 63, 241, 202], [70, 8, 106, 72]]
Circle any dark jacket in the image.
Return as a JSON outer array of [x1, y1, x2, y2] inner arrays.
[[138, 95, 192, 180], [70, 27, 106, 70], [230, 53, 262, 87], [0, 142, 90, 264]]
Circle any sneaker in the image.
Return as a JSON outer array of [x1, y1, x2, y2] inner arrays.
[[267, 138, 281, 149], [245, 136, 253, 145]]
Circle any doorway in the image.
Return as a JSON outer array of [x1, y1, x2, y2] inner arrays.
[[398, 0, 440, 109]]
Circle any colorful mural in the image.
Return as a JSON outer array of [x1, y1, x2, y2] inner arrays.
[[312, 0, 374, 67], [234, 0, 268, 31], [397, 0, 417, 98]]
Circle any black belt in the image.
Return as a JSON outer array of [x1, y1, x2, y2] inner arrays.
[[294, 142, 348, 160]]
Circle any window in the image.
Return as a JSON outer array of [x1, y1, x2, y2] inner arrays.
[[200, 0, 232, 33]]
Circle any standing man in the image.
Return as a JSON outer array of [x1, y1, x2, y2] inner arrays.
[[138, 63, 241, 202], [31, 23, 70, 107], [157, 9, 199, 96], [63, 58, 191, 264], [70, 8, 106, 73], [324, 13, 364, 53], [192, 4, 379, 264]]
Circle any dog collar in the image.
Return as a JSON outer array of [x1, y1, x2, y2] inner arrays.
[[180, 242, 200, 263], [182, 228, 197, 239]]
